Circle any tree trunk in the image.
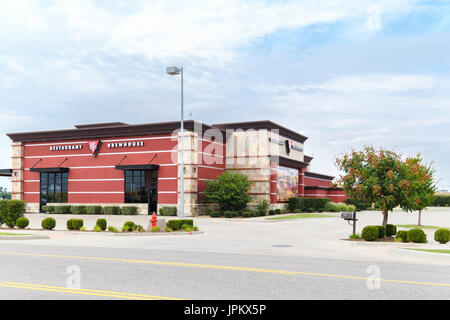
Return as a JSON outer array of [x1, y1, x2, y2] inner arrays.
[[418, 210, 422, 226], [382, 210, 388, 227]]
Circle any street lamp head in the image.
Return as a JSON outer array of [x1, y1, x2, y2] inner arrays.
[[166, 66, 181, 75]]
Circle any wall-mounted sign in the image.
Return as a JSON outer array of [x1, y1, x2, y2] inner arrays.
[[107, 141, 144, 148], [50, 144, 83, 151], [269, 137, 303, 152], [268, 137, 284, 145], [291, 144, 303, 152], [89, 140, 102, 157]]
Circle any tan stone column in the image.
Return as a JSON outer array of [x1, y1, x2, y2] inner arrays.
[[11, 141, 24, 200]]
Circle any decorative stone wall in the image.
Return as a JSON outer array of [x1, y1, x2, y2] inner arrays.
[[11, 141, 23, 201]]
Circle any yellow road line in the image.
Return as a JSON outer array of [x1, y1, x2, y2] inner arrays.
[[3, 282, 183, 300], [0, 283, 151, 300], [1, 251, 449, 288]]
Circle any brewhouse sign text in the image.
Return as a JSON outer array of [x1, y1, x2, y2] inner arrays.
[[107, 141, 144, 148]]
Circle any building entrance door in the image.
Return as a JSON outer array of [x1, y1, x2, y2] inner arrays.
[[124, 169, 158, 215]]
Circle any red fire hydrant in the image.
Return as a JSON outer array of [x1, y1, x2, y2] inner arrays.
[[151, 212, 158, 228]]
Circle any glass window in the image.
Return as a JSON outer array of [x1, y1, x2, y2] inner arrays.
[[40, 172, 69, 205], [124, 170, 157, 204]]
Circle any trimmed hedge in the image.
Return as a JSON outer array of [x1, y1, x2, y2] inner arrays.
[[42, 217, 56, 230], [210, 211, 222, 218], [434, 229, 450, 244], [42, 205, 55, 213], [55, 206, 71, 214], [159, 206, 177, 216], [16, 217, 29, 229], [96, 218, 107, 231], [376, 226, 386, 238], [86, 206, 103, 214], [67, 219, 84, 230], [70, 206, 86, 214], [432, 195, 450, 207], [287, 197, 331, 212], [396, 230, 408, 242], [224, 211, 234, 218], [121, 206, 138, 215], [361, 226, 378, 241], [386, 224, 397, 237], [345, 198, 372, 211], [102, 206, 121, 215], [166, 219, 194, 231], [407, 228, 427, 243]]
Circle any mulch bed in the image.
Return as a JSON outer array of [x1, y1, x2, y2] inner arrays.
[[342, 236, 396, 242]]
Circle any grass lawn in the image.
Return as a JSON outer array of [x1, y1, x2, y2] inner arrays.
[[266, 214, 334, 220], [0, 232, 31, 236], [396, 225, 449, 230], [409, 249, 450, 254]]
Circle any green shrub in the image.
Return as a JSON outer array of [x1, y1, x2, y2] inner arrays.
[[232, 212, 239, 217], [274, 209, 281, 215], [165, 227, 173, 232], [224, 211, 234, 218], [107, 226, 119, 233], [241, 211, 251, 218], [434, 229, 450, 244], [42, 205, 55, 213], [70, 206, 86, 214], [268, 210, 275, 215], [202, 171, 252, 211], [133, 224, 145, 232], [386, 224, 397, 237], [349, 233, 360, 239], [16, 217, 29, 229], [94, 225, 102, 232], [55, 205, 71, 214], [376, 226, 386, 238], [0, 199, 26, 227], [306, 208, 313, 213], [396, 230, 408, 242], [159, 207, 177, 216], [152, 226, 160, 232], [250, 211, 258, 217], [102, 206, 121, 215], [67, 219, 83, 230], [257, 199, 270, 216], [407, 228, 427, 243], [288, 197, 304, 212], [345, 198, 372, 211], [193, 226, 199, 231], [166, 219, 193, 231], [361, 226, 378, 241], [41, 217, 56, 230], [432, 195, 450, 207], [96, 218, 107, 231], [86, 206, 103, 214], [210, 211, 222, 218], [181, 223, 192, 232], [121, 206, 138, 215]]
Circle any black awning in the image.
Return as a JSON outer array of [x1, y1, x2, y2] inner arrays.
[[29, 167, 70, 173], [115, 164, 159, 170], [0, 169, 12, 177]]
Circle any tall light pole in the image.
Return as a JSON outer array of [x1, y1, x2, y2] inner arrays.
[[166, 66, 184, 218]]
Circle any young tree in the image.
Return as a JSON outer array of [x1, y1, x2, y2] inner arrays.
[[203, 171, 253, 211], [335, 146, 407, 227], [400, 155, 436, 226]]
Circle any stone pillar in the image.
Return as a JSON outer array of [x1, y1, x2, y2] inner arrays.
[[178, 131, 198, 216], [11, 141, 24, 201], [298, 167, 305, 197]]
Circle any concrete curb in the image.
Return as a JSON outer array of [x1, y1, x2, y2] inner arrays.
[[390, 247, 450, 260], [112, 231, 204, 237], [0, 235, 50, 240]]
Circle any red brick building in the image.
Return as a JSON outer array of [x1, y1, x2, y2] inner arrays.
[[5, 120, 346, 215]]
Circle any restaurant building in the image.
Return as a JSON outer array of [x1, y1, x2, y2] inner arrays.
[[5, 120, 346, 215]]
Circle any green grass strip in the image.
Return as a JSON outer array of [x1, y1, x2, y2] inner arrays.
[[0, 232, 32, 236], [266, 214, 334, 220], [409, 249, 450, 254], [396, 225, 449, 230]]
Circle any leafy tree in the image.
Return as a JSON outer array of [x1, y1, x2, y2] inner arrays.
[[336, 146, 409, 227], [399, 155, 436, 226], [203, 172, 252, 211]]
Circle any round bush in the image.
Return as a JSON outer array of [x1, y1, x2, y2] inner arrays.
[[386, 224, 397, 237], [407, 228, 427, 243], [396, 230, 408, 242], [376, 226, 386, 238], [241, 211, 251, 218], [210, 211, 222, 218], [67, 219, 84, 230], [42, 217, 56, 230], [15, 217, 29, 229], [268, 210, 275, 215], [96, 218, 107, 231], [361, 226, 378, 241], [224, 211, 234, 218], [434, 229, 450, 244], [274, 209, 281, 215]]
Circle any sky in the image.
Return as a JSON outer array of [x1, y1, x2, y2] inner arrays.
[[0, 0, 449, 191]]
